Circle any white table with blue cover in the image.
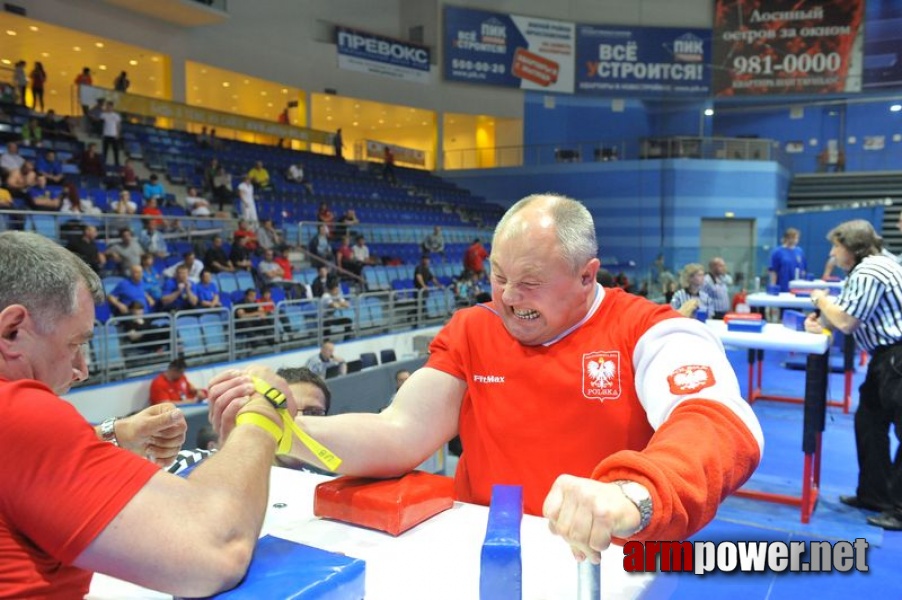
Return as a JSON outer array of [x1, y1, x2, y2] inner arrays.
[[88, 467, 655, 599]]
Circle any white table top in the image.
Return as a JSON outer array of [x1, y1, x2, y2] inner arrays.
[[89, 467, 654, 600], [789, 279, 844, 290], [745, 292, 815, 309], [706, 319, 829, 354]]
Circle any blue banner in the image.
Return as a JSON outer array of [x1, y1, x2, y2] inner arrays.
[[443, 6, 575, 93], [336, 26, 431, 84], [576, 25, 711, 96]]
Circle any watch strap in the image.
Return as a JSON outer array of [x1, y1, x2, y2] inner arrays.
[[613, 480, 653, 534], [100, 417, 119, 447]]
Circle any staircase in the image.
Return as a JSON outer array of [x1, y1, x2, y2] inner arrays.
[[788, 171, 902, 252]]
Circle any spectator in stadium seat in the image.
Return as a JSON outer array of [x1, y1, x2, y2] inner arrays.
[[140, 253, 164, 304], [352, 235, 377, 267], [36, 149, 64, 184], [316, 202, 335, 236], [185, 186, 212, 217], [257, 249, 284, 285], [286, 162, 313, 195], [247, 161, 271, 191], [0, 231, 289, 598], [414, 254, 442, 294], [256, 218, 285, 253], [66, 224, 106, 274], [229, 235, 254, 271], [336, 235, 362, 277], [140, 196, 165, 229], [0, 141, 25, 173], [196, 270, 222, 309], [149, 358, 207, 405], [311, 265, 338, 298], [105, 228, 143, 275], [333, 208, 359, 240], [160, 265, 199, 312], [163, 251, 204, 284], [307, 224, 334, 263], [232, 219, 259, 251], [143, 174, 165, 205], [108, 264, 156, 316], [79, 142, 105, 178], [138, 219, 169, 259], [204, 235, 235, 273], [421, 226, 445, 261], [25, 174, 61, 211]]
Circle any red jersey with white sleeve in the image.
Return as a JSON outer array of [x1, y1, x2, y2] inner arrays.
[[0, 379, 160, 598], [426, 285, 762, 541]]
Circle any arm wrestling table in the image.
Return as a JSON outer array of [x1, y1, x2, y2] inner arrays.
[[745, 292, 854, 413], [89, 467, 655, 599], [706, 320, 829, 523], [788, 279, 844, 291]]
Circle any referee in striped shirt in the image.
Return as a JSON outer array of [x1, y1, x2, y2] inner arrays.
[[805, 219, 902, 530]]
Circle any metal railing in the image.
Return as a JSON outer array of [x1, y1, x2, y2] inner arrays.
[[81, 288, 456, 387], [442, 136, 783, 170]]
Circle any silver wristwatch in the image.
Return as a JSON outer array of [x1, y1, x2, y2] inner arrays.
[[100, 417, 119, 446], [614, 480, 653, 534]]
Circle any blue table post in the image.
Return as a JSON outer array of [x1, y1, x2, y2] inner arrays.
[[577, 561, 600, 599], [479, 484, 523, 600]]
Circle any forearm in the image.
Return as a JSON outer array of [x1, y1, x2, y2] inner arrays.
[[280, 411, 433, 477], [592, 400, 760, 541], [815, 296, 858, 334]]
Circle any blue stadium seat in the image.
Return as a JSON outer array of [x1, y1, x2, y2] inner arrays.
[[176, 315, 205, 357], [199, 313, 228, 354]]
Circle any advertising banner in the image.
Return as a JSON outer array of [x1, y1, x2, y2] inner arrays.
[[336, 26, 431, 84], [443, 6, 575, 93], [712, 0, 865, 96], [576, 25, 710, 96]]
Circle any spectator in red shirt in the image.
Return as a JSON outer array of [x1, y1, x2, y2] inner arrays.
[[463, 238, 489, 277], [149, 358, 207, 405]]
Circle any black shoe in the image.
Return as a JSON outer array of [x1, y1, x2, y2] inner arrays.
[[839, 495, 889, 512], [867, 512, 902, 531]]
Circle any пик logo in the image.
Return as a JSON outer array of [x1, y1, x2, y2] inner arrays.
[[480, 18, 507, 46], [673, 33, 704, 63]]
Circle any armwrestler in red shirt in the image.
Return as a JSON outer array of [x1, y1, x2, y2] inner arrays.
[[210, 194, 763, 564], [0, 231, 293, 598]]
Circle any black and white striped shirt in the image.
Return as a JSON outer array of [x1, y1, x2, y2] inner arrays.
[[703, 273, 733, 315], [670, 287, 711, 314], [834, 254, 902, 352]]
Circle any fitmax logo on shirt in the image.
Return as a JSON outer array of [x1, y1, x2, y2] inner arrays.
[[473, 374, 505, 384]]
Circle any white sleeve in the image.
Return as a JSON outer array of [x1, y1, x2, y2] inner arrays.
[[633, 318, 764, 455]]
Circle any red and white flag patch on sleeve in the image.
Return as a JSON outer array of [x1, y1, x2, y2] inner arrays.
[[667, 365, 716, 395]]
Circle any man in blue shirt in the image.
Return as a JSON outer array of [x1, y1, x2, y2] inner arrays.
[[108, 264, 156, 315], [769, 228, 806, 292], [160, 265, 199, 312], [36, 150, 64, 184]]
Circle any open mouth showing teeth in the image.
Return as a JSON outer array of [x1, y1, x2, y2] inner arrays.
[[513, 308, 539, 320]]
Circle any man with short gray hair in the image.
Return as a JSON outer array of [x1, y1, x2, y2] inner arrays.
[[0, 231, 291, 597]]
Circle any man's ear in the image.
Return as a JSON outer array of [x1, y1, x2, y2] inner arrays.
[[0, 305, 28, 358]]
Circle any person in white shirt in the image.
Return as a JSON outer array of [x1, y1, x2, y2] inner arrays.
[[237, 175, 257, 223], [99, 101, 122, 167], [351, 235, 376, 266], [185, 186, 212, 217], [163, 251, 205, 284]]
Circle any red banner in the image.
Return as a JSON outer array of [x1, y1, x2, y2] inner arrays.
[[712, 0, 864, 96]]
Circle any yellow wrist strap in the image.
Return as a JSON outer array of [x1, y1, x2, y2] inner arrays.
[[249, 376, 342, 471], [236, 412, 282, 443]]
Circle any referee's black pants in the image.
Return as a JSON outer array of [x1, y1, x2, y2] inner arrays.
[[855, 343, 902, 514]]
